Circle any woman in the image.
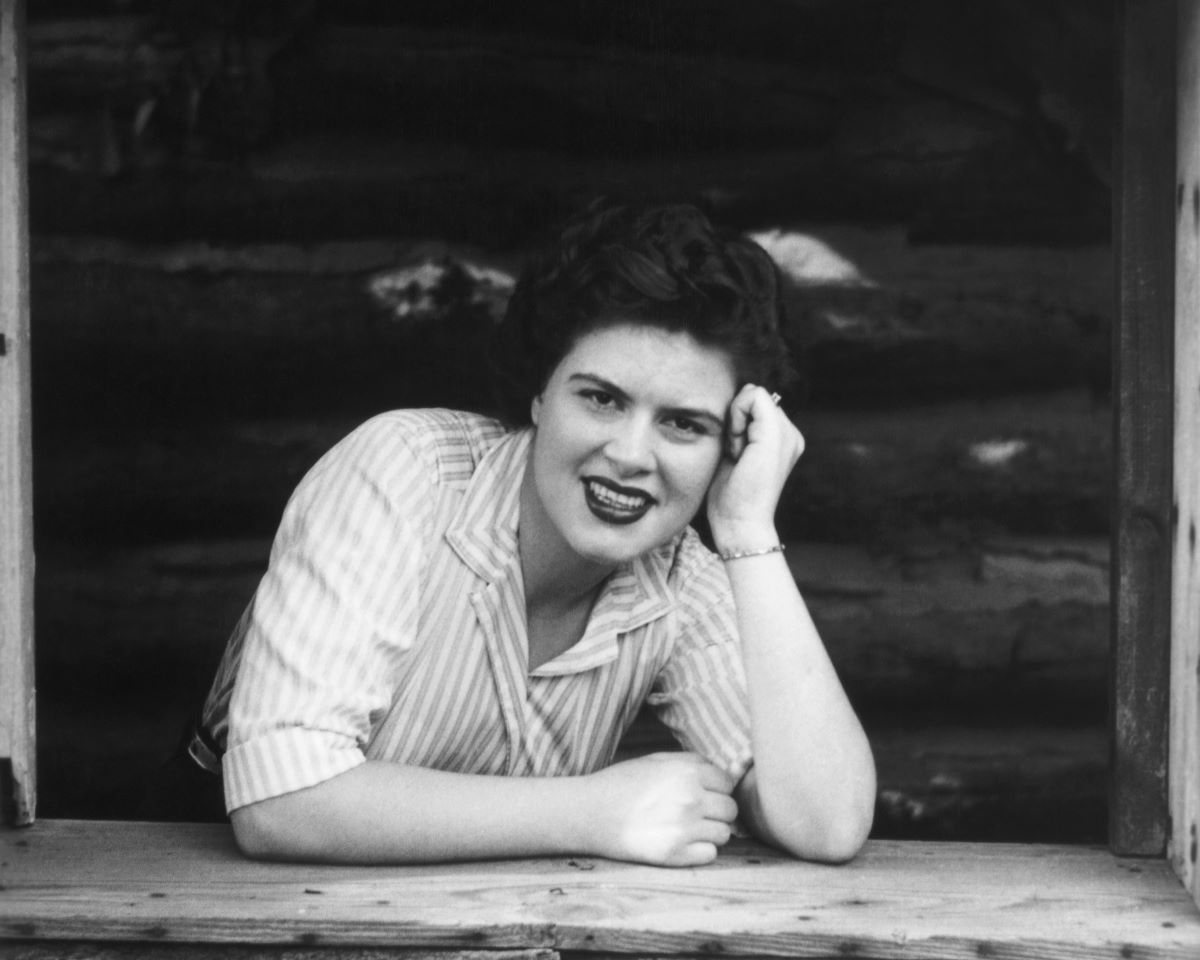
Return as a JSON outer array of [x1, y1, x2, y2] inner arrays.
[[189, 200, 876, 867]]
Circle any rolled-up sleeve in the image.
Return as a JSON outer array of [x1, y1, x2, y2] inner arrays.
[[646, 557, 753, 784], [223, 415, 430, 811]]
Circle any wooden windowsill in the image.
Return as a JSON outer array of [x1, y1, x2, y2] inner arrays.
[[2, 821, 1200, 959]]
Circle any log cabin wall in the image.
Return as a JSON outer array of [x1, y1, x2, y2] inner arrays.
[[27, 0, 1115, 839]]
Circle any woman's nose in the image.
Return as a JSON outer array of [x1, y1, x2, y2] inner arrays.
[[603, 416, 655, 473]]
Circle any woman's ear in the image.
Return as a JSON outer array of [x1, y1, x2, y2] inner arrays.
[[530, 394, 543, 426]]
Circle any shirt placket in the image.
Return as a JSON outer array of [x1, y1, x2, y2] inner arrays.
[[473, 568, 532, 776]]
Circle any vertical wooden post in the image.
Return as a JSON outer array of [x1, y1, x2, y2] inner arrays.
[[1173, 0, 1200, 908], [1112, 0, 1175, 856], [0, 0, 34, 827]]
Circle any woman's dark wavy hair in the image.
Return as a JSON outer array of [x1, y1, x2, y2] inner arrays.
[[489, 199, 794, 425]]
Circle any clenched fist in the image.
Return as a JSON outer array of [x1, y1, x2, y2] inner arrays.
[[582, 752, 739, 867]]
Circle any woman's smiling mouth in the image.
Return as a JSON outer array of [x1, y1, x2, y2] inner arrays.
[[583, 477, 655, 524]]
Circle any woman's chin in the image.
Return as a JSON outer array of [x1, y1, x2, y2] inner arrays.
[[565, 519, 683, 567], [567, 539, 644, 569]]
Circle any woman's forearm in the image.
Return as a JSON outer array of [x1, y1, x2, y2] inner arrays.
[[231, 761, 594, 863], [721, 539, 876, 862], [705, 385, 873, 859], [231, 750, 737, 866]]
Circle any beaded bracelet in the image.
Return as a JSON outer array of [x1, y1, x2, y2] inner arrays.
[[718, 543, 786, 562]]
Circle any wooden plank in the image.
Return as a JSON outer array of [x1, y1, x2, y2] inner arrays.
[[0, 0, 35, 827], [19, 9, 1112, 245], [1112, 0, 1176, 856], [1172, 0, 1200, 911], [3, 822, 1200, 959], [0, 948, 555, 960], [31, 19, 841, 145]]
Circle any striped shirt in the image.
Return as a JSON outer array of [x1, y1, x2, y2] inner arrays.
[[199, 408, 753, 812]]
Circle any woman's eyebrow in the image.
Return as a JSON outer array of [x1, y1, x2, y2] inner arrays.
[[566, 373, 724, 428], [664, 405, 725, 430], [567, 372, 631, 403]]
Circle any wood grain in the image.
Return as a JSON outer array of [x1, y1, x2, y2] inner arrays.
[[0, 0, 35, 827], [2, 822, 1200, 959], [1172, 0, 1200, 912], [19, 5, 1114, 247], [1112, 0, 1176, 857], [0, 948, 555, 960]]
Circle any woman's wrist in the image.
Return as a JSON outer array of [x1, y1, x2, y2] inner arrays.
[[710, 522, 779, 557], [566, 771, 608, 858], [718, 542, 786, 562]]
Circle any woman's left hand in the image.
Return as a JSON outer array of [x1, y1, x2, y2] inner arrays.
[[706, 384, 804, 549]]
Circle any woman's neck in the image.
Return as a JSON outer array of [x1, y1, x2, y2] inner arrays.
[[517, 464, 613, 619]]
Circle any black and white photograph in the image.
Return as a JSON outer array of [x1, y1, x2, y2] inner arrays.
[[2, 1, 1199, 957]]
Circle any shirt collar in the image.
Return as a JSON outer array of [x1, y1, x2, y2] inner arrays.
[[444, 427, 530, 584], [537, 541, 675, 676]]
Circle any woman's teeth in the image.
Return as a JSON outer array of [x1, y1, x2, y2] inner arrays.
[[586, 480, 648, 511]]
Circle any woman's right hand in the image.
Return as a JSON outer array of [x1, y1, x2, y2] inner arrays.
[[583, 752, 738, 866]]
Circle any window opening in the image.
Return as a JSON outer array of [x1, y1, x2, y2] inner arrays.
[[12, 0, 1132, 850]]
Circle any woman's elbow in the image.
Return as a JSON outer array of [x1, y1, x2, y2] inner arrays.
[[806, 804, 874, 863], [767, 802, 872, 864], [763, 772, 876, 864], [231, 798, 304, 860], [816, 769, 878, 862]]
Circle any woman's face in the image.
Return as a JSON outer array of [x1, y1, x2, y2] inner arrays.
[[525, 322, 738, 569]]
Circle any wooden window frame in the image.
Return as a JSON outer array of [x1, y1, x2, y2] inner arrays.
[[1113, 0, 1177, 858], [2, 2, 1200, 953], [1113, 0, 1200, 902], [0, 0, 34, 831]]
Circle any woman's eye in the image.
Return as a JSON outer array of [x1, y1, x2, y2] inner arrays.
[[666, 416, 706, 437], [581, 389, 616, 409]]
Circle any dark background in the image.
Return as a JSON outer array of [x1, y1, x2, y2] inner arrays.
[[28, 0, 1113, 841]]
